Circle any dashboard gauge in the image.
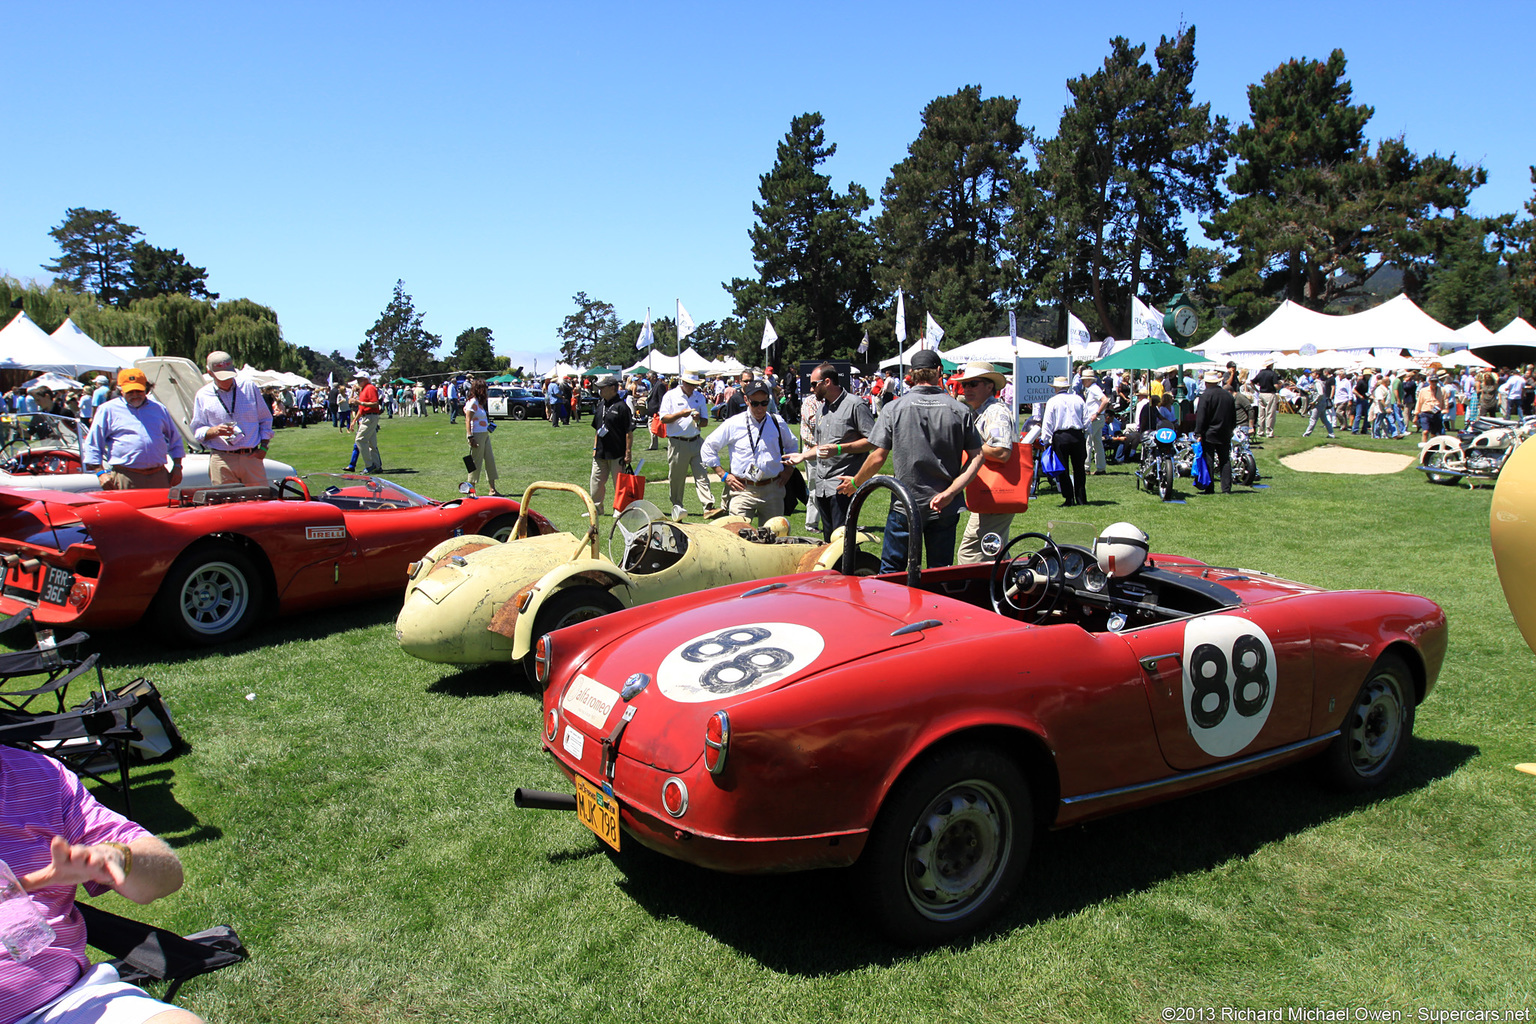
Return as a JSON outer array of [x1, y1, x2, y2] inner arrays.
[[1060, 550, 1085, 580], [1031, 551, 1059, 579], [1083, 564, 1107, 593]]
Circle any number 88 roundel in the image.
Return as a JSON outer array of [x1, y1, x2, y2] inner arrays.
[[1180, 615, 1277, 757]]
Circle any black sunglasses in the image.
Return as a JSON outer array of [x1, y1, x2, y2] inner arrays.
[[749, 399, 769, 407]]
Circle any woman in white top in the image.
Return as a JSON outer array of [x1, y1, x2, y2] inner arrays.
[[464, 379, 502, 496]]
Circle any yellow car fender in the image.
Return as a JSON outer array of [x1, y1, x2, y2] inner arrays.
[[1491, 437, 1536, 653], [504, 558, 637, 661]]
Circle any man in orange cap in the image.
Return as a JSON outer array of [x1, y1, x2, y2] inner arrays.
[[81, 368, 184, 489]]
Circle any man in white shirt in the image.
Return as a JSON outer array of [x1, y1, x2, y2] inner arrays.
[[188, 350, 274, 486], [1080, 368, 1108, 475], [702, 380, 799, 525], [1041, 376, 1089, 506], [658, 369, 717, 520]]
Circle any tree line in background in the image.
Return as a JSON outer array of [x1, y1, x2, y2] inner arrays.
[[10, 28, 1535, 380], [562, 30, 1535, 372]]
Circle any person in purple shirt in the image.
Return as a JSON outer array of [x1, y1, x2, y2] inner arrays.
[[0, 747, 199, 1024], [81, 369, 184, 490]]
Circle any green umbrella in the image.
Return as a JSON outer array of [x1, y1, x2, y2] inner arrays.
[[487, 373, 517, 383], [1091, 338, 1214, 372]]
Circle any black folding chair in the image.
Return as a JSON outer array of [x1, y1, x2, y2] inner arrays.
[[81, 902, 248, 1003], [0, 630, 100, 713]]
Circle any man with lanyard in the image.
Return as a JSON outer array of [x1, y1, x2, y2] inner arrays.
[[703, 379, 799, 526], [588, 375, 633, 512], [658, 369, 716, 521], [955, 360, 1020, 564], [1080, 367, 1108, 475], [352, 370, 384, 473], [1041, 375, 1089, 507], [82, 368, 184, 489], [785, 362, 875, 541], [1251, 358, 1280, 437], [838, 349, 982, 573], [189, 350, 274, 487]]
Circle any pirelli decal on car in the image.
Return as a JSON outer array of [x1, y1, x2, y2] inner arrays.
[[657, 623, 825, 703], [306, 526, 347, 540]]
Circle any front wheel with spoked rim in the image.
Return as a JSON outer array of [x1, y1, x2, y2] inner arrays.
[[859, 746, 1031, 945], [153, 545, 264, 645]]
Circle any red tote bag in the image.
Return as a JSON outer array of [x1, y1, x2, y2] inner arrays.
[[613, 471, 646, 513], [964, 443, 1033, 514]]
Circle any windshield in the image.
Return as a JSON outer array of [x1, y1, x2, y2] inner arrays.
[[301, 473, 434, 508], [1043, 520, 1099, 550], [1, 413, 84, 458]]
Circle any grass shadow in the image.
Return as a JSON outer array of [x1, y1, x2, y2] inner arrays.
[[605, 736, 1476, 975], [426, 663, 530, 698], [92, 764, 223, 848]]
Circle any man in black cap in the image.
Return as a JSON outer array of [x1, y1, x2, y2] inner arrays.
[[838, 348, 982, 572], [588, 374, 633, 511]]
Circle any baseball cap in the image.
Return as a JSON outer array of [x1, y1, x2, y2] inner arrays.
[[205, 350, 237, 382], [118, 368, 149, 394], [911, 349, 942, 370]]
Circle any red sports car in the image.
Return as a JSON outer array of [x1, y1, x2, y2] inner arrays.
[[521, 477, 1447, 943], [0, 474, 552, 644]]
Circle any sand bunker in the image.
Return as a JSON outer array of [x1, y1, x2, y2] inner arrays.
[[1279, 444, 1417, 475]]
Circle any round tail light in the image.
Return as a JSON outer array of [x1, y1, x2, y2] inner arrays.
[[661, 777, 689, 818]]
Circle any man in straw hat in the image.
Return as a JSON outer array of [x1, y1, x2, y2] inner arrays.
[[1040, 375, 1089, 506], [838, 349, 982, 572], [1194, 368, 1237, 494], [954, 360, 1020, 564], [658, 368, 717, 521], [1079, 367, 1109, 474]]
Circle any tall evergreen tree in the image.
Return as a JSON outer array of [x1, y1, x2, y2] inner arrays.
[[46, 208, 141, 305], [725, 113, 877, 366], [125, 242, 217, 302], [359, 280, 441, 379], [873, 87, 1032, 347], [453, 327, 498, 371], [1035, 27, 1229, 339], [1504, 168, 1536, 322], [1207, 49, 1485, 326], [1421, 215, 1513, 328], [557, 292, 621, 364]]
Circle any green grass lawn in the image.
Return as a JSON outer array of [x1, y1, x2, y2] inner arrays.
[[32, 408, 1536, 1022]]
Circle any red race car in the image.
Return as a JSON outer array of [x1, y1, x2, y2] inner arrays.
[[0, 474, 552, 645], [521, 476, 1447, 943]]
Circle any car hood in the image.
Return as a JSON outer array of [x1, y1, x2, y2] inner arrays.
[[553, 574, 935, 772]]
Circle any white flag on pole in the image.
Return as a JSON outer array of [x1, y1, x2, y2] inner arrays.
[[924, 312, 944, 350], [858, 330, 869, 355], [636, 308, 655, 350], [760, 318, 778, 351], [1130, 297, 1170, 342], [676, 300, 696, 343], [895, 289, 907, 344], [1009, 310, 1017, 348], [1067, 312, 1091, 353]]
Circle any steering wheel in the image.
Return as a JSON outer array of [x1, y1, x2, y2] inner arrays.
[[989, 532, 1065, 621], [277, 475, 311, 501], [609, 502, 659, 569]]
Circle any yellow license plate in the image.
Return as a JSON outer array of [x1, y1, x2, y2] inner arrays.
[[574, 774, 620, 851]]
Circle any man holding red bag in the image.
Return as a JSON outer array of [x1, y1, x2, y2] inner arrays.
[[589, 375, 633, 513]]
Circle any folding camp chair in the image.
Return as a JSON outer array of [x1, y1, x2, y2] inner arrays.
[[81, 902, 249, 1003], [0, 629, 100, 712], [0, 660, 145, 813]]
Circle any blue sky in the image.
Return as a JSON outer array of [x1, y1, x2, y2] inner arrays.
[[3, 0, 1531, 373]]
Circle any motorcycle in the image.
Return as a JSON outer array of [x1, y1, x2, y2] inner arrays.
[[1419, 416, 1536, 486], [1231, 428, 1260, 486], [1137, 426, 1179, 502]]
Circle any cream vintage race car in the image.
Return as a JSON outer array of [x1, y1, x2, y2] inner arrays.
[[395, 481, 874, 667]]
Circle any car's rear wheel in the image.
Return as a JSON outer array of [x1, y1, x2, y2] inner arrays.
[[1321, 652, 1415, 791], [479, 514, 521, 543], [512, 405, 528, 421], [859, 746, 1031, 945], [154, 545, 264, 645], [521, 585, 625, 684]]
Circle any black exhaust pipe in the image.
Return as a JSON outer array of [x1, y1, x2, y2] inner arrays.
[[514, 788, 577, 811]]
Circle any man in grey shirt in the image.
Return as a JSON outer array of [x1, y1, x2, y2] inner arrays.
[[786, 362, 876, 541], [838, 349, 983, 572]]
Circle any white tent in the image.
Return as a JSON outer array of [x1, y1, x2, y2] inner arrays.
[[942, 335, 1062, 363], [0, 311, 125, 376], [1494, 317, 1536, 346], [1440, 348, 1492, 369], [1188, 328, 1238, 355], [106, 345, 154, 363], [878, 340, 945, 370], [51, 318, 131, 368], [713, 355, 747, 375], [1227, 294, 1456, 355]]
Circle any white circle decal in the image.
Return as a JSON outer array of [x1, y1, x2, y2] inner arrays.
[[655, 622, 824, 703], [1181, 615, 1277, 757]]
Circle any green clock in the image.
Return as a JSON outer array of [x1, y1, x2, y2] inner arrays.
[[1164, 293, 1198, 339]]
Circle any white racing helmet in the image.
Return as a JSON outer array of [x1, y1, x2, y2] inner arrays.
[[1093, 522, 1149, 578]]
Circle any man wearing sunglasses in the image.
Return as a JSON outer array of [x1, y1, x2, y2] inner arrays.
[[702, 379, 800, 526], [955, 360, 1019, 563]]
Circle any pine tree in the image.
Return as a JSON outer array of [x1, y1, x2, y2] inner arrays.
[[359, 281, 441, 379], [46, 208, 141, 304]]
